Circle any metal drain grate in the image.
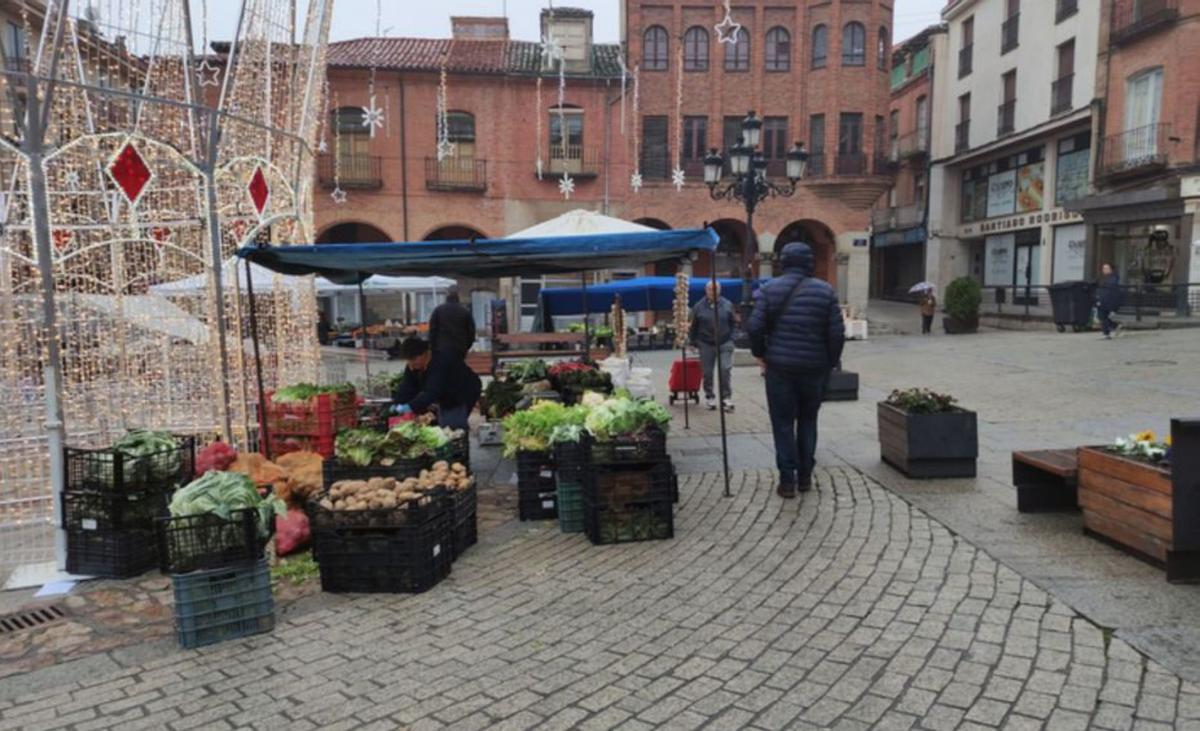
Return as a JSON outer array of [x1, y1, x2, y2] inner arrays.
[[0, 605, 66, 635]]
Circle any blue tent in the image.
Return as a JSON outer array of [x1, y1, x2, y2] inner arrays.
[[236, 228, 719, 282], [540, 276, 765, 318]]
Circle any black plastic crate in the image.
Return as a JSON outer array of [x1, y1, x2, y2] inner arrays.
[[64, 434, 196, 493], [61, 489, 170, 533], [172, 559, 274, 649], [553, 441, 588, 483], [438, 432, 470, 468], [322, 457, 429, 488], [585, 429, 668, 467], [449, 484, 477, 558], [517, 450, 557, 521], [313, 511, 453, 593], [66, 528, 157, 578], [309, 488, 450, 532], [583, 461, 676, 545], [157, 508, 271, 575]]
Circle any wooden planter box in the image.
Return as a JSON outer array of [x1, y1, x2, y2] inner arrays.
[[1078, 443, 1198, 582], [877, 402, 978, 478]]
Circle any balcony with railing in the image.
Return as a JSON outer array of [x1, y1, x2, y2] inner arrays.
[[873, 153, 897, 176], [1101, 123, 1173, 179], [545, 144, 602, 177], [871, 203, 923, 232], [997, 100, 1016, 136], [955, 121, 970, 153], [895, 131, 929, 160], [806, 152, 827, 179], [1111, 0, 1178, 46], [1001, 13, 1020, 54], [958, 44, 973, 78], [317, 154, 382, 189], [1051, 74, 1074, 116], [424, 157, 487, 192]]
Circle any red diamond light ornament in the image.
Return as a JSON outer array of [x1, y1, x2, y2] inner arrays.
[[248, 166, 270, 217], [106, 140, 154, 207], [52, 229, 73, 252]]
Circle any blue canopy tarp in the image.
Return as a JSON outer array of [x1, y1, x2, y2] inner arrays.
[[541, 276, 765, 317], [236, 228, 719, 282]]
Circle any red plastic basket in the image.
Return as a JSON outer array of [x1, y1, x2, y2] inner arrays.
[[263, 391, 359, 438]]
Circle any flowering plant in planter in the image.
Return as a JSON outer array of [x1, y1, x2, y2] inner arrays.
[[884, 388, 958, 414], [1108, 430, 1172, 467]]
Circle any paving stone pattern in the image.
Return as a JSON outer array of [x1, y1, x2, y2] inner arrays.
[[3, 468, 1199, 730]]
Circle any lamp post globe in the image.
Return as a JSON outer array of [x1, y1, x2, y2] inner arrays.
[[786, 142, 809, 182], [703, 148, 724, 186], [740, 110, 762, 149]]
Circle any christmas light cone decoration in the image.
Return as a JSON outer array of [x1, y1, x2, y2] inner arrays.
[[674, 271, 691, 349], [0, 0, 333, 568], [611, 300, 628, 359]]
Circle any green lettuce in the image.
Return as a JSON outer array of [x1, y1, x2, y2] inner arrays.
[[168, 471, 284, 538]]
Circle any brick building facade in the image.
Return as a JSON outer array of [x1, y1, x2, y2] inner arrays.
[[315, 2, 894, 329]]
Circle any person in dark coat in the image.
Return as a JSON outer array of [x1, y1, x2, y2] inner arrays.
[[391, 337, 482, 430], [1096, 263, 1123, 339], [689, 280, 738, 411], [747, 242, 845, 498], [428, 286, 476, 359]]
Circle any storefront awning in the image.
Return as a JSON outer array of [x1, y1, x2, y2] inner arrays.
[[873, 226, 926, 248]]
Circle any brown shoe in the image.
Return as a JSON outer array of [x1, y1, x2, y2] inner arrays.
[[777, 481, 796, 499]]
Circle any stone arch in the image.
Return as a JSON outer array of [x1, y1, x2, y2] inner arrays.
[[421, 224, 490, 241], [695, 218, 752, 279], [774, 219, 837, 285], [316, 221, 393, 244]]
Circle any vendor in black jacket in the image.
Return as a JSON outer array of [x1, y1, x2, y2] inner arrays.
[[391, 336, 481, 430]]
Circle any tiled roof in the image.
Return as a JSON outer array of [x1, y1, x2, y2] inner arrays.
[[327, 37, 624, 79]]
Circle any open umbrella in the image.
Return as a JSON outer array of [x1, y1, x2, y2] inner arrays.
[[909, 281, 936, 293]]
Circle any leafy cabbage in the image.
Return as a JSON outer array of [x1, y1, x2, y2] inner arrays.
[[583, 396, 671, 443], [502, 401, 587, 457], [334, 428, 387, 467], [168, 470, 284, 538]]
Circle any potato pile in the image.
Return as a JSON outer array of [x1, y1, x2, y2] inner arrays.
[[318, 461, 473, 512]]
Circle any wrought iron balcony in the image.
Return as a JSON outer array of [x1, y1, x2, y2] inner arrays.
[[955, 121, 970, 153], [806, 152, 827, 179], [997, 100, 1016, 136], [1001, 13, 1020, 54], [835, 153, 867, 176], [895, 131, 929, 160], [1111, 0, 1178, 46], [958, 44, 973, 78], [424, 157, 487, 192], [317, 154, 382, 189], [873, 153, 897, 176], [1051, 74, 1074, 116], [544, 144, 602, 177], [1101, 123, 1172, 179], [871, 203, 923, 232]]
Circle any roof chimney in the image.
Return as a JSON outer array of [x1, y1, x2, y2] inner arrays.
[[451, 17, 509, 41]]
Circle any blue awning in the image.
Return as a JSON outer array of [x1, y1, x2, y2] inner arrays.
[[237, 228, 720, 282], [541, 276, 764, 317]]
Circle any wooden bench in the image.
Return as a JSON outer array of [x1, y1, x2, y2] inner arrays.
[[1012, 449, 1079, 513]]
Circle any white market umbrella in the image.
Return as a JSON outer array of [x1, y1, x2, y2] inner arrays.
[[506, 209, 657, 238]]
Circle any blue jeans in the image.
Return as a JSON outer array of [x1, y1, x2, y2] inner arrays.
[[764, 367, 828, 482]]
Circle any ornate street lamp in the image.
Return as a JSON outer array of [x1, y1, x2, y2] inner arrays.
[[705, 110, 809, 322]]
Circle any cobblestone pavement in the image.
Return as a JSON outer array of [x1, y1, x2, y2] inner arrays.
[[4, 468, 1199, 730]]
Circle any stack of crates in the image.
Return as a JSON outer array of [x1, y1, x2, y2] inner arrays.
[[553, 441, 587, 533], [309, 490, 453, 593], [262, 390, 359, 458], [158, 506, 276, 649], [449, 483, 478, 558], [583, 429, 675, 545], [516, 450, 557, 521], [61, 435, 195, 578]]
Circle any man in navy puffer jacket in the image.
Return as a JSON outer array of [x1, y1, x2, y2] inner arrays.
[[747, 242, 845, 498]]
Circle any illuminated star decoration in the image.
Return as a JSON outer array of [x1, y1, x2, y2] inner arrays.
[[64, 170, 82, 192], [361, 95, 385, 138], [630, 172, 643, 193], [714, 1, 742, 45], [671, 167, 686, 192], [318, 139, 328, 153], [558, 172, 575, 200], [196, 58, 221, 87], [540, 34, 564, 64], [330, 187, 348, 205], [436, 139, 456, 161]]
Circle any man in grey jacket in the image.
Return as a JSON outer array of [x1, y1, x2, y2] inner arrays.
[[689, 281, 737, 412]]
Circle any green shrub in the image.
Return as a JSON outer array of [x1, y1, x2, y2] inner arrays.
[[944, 277, 982, 322]]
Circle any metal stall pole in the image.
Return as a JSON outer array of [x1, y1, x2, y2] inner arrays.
[[711, 254, 731, 498], [581, 271, 590, 362], [358, 279, 371, 388], [244, 258, 271, 459]]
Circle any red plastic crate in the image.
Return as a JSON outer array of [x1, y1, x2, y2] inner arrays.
[[262, 390, 359, 438], [262, 433, 335, 459]]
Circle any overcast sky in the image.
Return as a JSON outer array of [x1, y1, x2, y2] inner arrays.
[[195, 0, 945, 47]]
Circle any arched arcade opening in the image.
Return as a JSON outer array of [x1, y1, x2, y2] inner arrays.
[[774, 219, 837, 286]]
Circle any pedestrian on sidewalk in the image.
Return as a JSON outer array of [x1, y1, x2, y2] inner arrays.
[[689, 280, 737, 412], [747, 242, 845, 499], [1096, 263, 1123, 339], [918, 288, 937, 335]]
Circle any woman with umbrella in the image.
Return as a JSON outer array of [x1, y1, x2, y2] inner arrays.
[[911, 282, 937, 334]]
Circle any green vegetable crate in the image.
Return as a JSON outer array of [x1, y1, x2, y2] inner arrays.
[[172, 559, 274, 649], [553, 442, 587, 533], [584, 461, 675, 545], [516, 450, 557, 521]]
